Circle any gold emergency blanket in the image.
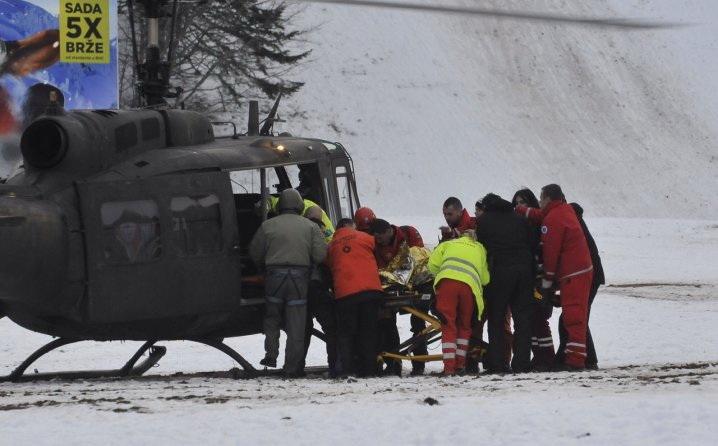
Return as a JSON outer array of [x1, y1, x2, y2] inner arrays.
[[379, 244, 434, 291]]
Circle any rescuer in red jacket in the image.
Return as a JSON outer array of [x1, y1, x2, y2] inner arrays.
[[370, 218, 425, 268], [537, 184, 594, 369], [326, 218, 384, 377], [440, 197, 476, 241], [369, 218, 428, 375]]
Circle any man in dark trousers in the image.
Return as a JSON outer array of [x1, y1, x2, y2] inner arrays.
[[538, 184, 594, 370], [326, 219, 384, 377], [476, 193, 538, 373], [250, 189, 327, 378], [369, 218, 428, 375], [302, 217, 338, 376], [512, 188, 555, 370], [555, 203, 605, 369]]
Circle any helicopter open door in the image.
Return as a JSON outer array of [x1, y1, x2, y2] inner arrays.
[[76, 171, 241, 324]]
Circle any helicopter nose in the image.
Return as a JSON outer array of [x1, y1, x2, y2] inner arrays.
[[0, 195, 67, 307]]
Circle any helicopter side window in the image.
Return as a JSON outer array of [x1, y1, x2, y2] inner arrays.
[[100, 200, 161, 264], [170, 194, 222, 256], [230, 169, 267, 268]]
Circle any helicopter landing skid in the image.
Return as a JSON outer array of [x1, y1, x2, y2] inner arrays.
[[0, 339, 165, 383], [186, 338, 258, 378]]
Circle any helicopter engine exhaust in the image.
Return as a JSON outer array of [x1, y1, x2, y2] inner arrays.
[[20, 119, 68, 168], [18, 109, 215, 176]]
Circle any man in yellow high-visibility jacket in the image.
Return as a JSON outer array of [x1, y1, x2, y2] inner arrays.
[[269, 195, 334, 242], [428, 230, 490, 376]]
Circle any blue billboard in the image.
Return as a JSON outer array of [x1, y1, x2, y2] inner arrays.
[[0, 0, 118, 174]]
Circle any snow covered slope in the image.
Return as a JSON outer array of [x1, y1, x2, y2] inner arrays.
[[283, 0, 718, 219]]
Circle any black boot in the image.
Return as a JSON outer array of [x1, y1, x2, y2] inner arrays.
[[552, 362, 586, 372], [383, 360, 402, 377], [410, 361, 425, 376]]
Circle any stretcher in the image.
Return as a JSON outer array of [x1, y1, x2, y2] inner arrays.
[[377, 289, 488, 369]]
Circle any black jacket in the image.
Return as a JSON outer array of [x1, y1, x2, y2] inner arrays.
[[476, 196, 538, 270], [571, 203, 605, 286]]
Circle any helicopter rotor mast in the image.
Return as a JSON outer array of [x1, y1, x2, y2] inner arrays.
[[129, 0, 182, 107]]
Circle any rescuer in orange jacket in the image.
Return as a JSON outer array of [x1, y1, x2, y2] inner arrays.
[[326, 218, 384, 377], [537, 184, 594, 370]]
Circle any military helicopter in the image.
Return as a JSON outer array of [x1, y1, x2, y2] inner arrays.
[[0, 0, 678, 382]]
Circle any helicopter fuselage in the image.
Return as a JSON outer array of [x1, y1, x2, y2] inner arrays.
[[0, 109, 361, 342]]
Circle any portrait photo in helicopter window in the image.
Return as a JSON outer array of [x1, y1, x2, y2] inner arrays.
[[100, 199, 161, 264]]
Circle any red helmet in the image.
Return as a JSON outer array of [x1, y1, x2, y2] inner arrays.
[[354, 207, 376, 231]]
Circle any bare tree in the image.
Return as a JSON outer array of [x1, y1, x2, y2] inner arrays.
[[118, 0, 310, 111]]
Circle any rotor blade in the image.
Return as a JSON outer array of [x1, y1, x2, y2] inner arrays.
[[301, 0, 688, 29]]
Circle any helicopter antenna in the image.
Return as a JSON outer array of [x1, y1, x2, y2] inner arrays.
[[259, 93, 284, 136], [248, 100, 260, 136]]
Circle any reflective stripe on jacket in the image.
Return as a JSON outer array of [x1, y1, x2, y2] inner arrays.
[[428, 235, 491, 318]]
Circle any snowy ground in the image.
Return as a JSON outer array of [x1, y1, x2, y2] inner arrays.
[[1, 218, 717, 444], [2, 1, 717, 443]]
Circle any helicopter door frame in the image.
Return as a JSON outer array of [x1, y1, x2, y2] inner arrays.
[[76, 171, 242, 324], [327, 160, 360, 222]]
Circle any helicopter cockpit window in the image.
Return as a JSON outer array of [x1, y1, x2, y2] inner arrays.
[[230, 170, 262, 194], [284, 164, 301, 188], [101, 200, 161, 264], [293, 163, 325, 207], [170, 194, 222, 256]]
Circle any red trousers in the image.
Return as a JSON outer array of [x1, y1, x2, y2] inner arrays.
[[436, 279, 475, 373], [559, 272, 593, 368]]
